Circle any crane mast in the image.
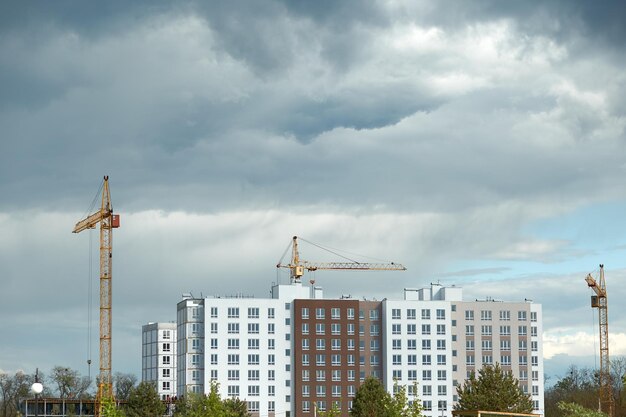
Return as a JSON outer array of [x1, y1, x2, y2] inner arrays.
[[277, 236, 406, 283], [585, 264, 613, 417], [73, 176, 119, 415]]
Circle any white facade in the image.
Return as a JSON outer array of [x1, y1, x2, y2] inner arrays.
[[142, 322, 177, 400], [176, 282, 312, 417], [164, 281, 544, 417]]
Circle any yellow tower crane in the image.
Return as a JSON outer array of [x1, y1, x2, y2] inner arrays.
[[276, 236, 406, 283], [73, 176, 119, 416], [585, 264, 613, 417]]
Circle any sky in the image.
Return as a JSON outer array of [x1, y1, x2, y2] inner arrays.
[[1, 0, 626, 387]]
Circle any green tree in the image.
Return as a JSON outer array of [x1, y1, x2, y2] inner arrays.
[[350, 376, 393, 417], [0, 371, 33, 417], [124, 381, 164, 417], [100, 394, 126, 417], [223, 397, 250, 417], [174, 382, 229, 417], [318, 402, 341, 417], [557, 401, 607, 417], [390, 382, 423, 417], [455, 363, 533, 413]]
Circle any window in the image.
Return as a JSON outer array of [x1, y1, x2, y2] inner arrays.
[[347, 308, 355, 319], [531, 311, 537, 322], [163, 355, 171, 365], [248, 386, 260, 396], [348, 339, 355, 350], [501, 355, 511, 365], [347, 323, 355, 335], [482, 355, 493, 364], [162, 343, 171, 352], [392, 324, 401, 334], [422, 355, 432, 365], [316, 339, 326, 350], [466, 340, 474, 351], [407, 324, 416, 335], [302, 307, 309, 319], [500, 310, 510, 321], [531, 341, 538, 351], [228, 370, 239, 380], [210, 306, 218, 318], [531, 326, 538, 337], [520, 355, 528, 365], [422, 324, 431, 335], [437, 370, 447, 381], [465, 325, 474, 336], [482, 339, 492, 351], [370, 324, 380, 335], [332, 369, 341, 381], [228, 339, 239, 349], [302, 354, 310, 366], [518, 311, 527, 321], [531, 356, 539, 366], [331, 323, 341, 335], [248, 307, 259, 318], [408, 354, 417, 365], [369, 309, 379, 320], [247, 401, 259, 412], [465, 310, 474, 320], [227, 307, 239, 318], [268, 339, 275, 350], [406, 369, 417, 381], [268, 307, 275, 318], [316, 385, 326, 396], [316, 323, 326, 335], [500, 325, 511, 335], [248, 354, 260, 365], [331, 307, 340, 319], [227, 385, 239, 397], [191, 323, 200, 335], [316, 308, 325, 319], [481, 310, 492, 321], [438, 385, 447, 396], [481, 325, 492, 336], [316, 354, 326, 366], [436, 309, 445, 320], [422, 339, 431, 350], [347, 354, 355, 365], [392, 308, 401, 319], [269, 401, 275, 411], [407, 309, 416, 319], [348, 370, 356, 381], [392, 339, 402, 350], [210, 354, 218, 365], [437, 324, 446, 335], [422, 309, 431, 320], [248, 323, 259, 334], [268, 354, 275, 365], [407, 339, 416, 350], [162, 381, 170, 391], [501, 340, 511, 351], [268, 369, 275, 380], [423, 385, 432, 396], [437, 339, 446, 350], [331, 339, 341, 350], [228, 323, 239, 334], [370, 339, 379, 351], [302, 400, 310, 412], [209, 339, 217, 349], [162, 368, 170, 378], [532, 370, 539, 381], [227, 354, 239, 365], [393, 369, 402, 380], [423, 401, 432, 411], [190, 354, 199, 365], [210, 323, 217, 334], [520, 370, 528, 381], [466, 355, 475, 365], [438, 400, 447, 411], [437, 354, 446, 365], [302, 338, 310, 350], [332, 385, 342, 397], [520, 340, 528, 351], [393, 354, 402, 365], [519, 325, 528, 336], [302, 370, 310, 381]]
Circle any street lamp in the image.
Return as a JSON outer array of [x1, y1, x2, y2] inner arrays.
[[31, 368, 43, 417]]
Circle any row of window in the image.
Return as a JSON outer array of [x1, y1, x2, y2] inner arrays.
[[465, 310, 538, 322], [465, 325, 538, 336], [209, 322, 276, 334], [208, 307, 276, 319], [466, 355, 539, 366], [300, 307, 449, 321], [390, 308, 446, 320], [466, 340, 539, 351], [299, 353, 447, 367], [301, 400, 449, 413]]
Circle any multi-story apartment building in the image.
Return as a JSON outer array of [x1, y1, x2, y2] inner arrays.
[[451, 297, 544, 411], [149, 280, 544, 417], [176, 282, 312, 417], [141, 322, 177, 400]]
